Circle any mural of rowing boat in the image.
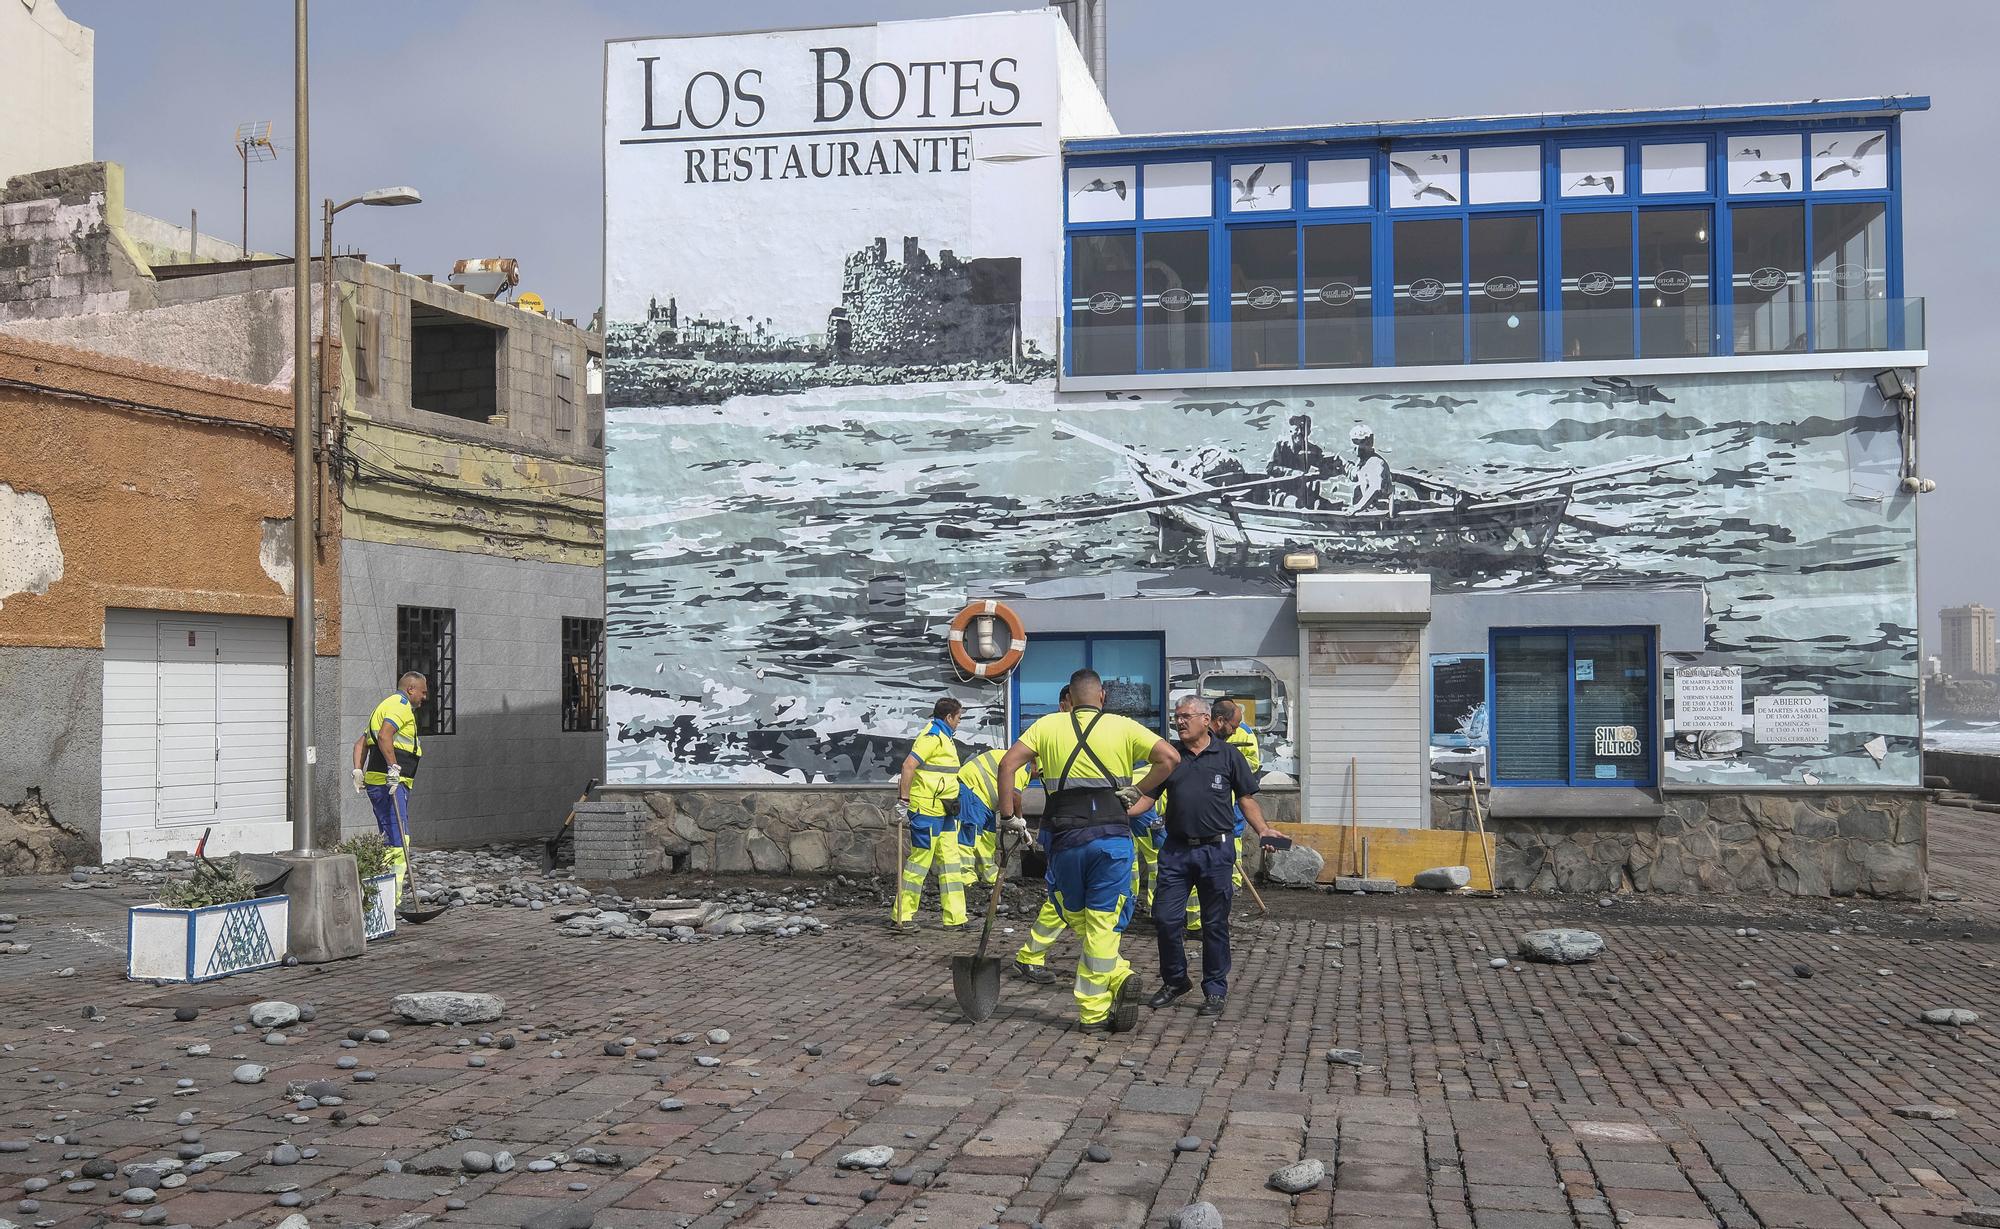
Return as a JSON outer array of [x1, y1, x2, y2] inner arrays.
[[1041, 425, 1692, 571]]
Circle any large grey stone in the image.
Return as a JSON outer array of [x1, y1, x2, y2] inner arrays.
[[391, 992, 504, 1024], [1412, 866, 1470, 891], [1171, 1202, 1224, 1229], [1921, 1007, 1979, 1026], [1265, 844, 1325, 886], [838, 1145, 895, 1170], [247, 1001, 300, 1029], [1267, 1158, 1324, 1193], [1517, 928, 1604, 964]]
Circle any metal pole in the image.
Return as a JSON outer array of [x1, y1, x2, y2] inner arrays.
[[290, 0, 314, 854]]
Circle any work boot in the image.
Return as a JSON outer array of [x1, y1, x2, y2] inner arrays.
[[1110, 975, 1144, 1033], [889, 920, 918, 935], [1147, 982, 1193, 1009], [1196, 995, 1226, 1018], [1011, 960, 1054, 984], [1077, 1018, 1114, 1034]]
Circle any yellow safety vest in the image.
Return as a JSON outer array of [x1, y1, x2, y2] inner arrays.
[[361, 692, 423, 789], [958, 748, 1030, 810], [1227, 724, 1262, 773], [907, 727, 961, 815]]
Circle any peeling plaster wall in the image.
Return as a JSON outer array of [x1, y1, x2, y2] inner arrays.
[[2, 285, 305, 387], [0, 481, 64, 609], [0, 646, 101, 871]]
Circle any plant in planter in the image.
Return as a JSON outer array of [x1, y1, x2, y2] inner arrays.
[[338, 832, 398, 940], [128, 855, 288, 982]]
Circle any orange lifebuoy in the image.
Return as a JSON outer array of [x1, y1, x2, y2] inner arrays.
[[948, 599, 1026, 680]]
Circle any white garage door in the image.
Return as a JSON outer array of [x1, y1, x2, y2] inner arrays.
[[101, 610, 291, 860], [1300, 623, 1429, 828]]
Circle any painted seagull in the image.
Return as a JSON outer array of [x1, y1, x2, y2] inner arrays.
[[1074, 177, 1128, 199], [1426, 152, 1451, 162], [1568, 173, 1617, 194], [1231, 164, 1281, 203], [1742, 170, 1793, 190], [1736, 146, 1762, 158], [1813, 133, 1885, 181], [1389, 159, 1457, 203]]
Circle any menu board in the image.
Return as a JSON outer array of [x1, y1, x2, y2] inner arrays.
[[1431, 654, 1487, 747], [1674, 666, 1744, 731]]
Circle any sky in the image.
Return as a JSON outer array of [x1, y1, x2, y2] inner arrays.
[[67, 0, 1996, 635]]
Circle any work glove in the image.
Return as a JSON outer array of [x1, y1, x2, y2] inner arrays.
[[387, 764, 402, 788], [893, 800, 910, 824], [1115, 784, 1141, 807], [351, 768, 365, 794], [1002, 815, 1029, 834]]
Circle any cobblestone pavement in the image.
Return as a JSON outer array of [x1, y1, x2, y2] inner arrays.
[[3, 807, 1997, 1229]]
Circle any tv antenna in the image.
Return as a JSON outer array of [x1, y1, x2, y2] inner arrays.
[[234, 120, 277, 254]]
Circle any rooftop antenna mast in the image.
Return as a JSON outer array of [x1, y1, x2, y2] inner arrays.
[[234, 120, 277, 254]]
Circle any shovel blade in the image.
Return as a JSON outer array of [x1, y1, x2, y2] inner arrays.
[[951, 955, 1003, 1022]]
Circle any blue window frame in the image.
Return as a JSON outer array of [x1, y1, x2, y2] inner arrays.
[[1009, 632, 1168, 743], [1489, 627, 1656, 787], [1062, 115, 1907, 376]]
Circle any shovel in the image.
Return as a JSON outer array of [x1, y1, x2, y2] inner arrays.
[[390, 787, 449, 924], [538, 778, 600, 871], [950, 829, 1010, 1022]]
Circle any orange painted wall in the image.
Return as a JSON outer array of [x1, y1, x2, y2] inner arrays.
[[0, 333, 338, 653]]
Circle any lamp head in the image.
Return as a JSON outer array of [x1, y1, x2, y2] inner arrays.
[[360, 186, 422, 207], [1873, 367, 1916, 401]]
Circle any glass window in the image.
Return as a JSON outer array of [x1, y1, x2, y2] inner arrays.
[[1570, 631, 1655, 784], [1638, 208, 1712, 358], [1731, 204, 1806, 354], [1092, 638, 1167, 735], [1013, 638, 1087, 739], [395, 606, 457, 736], [1469, 214, 1539, 363], [1492, 628, 1655, 786], [1560, 211, 1633, 360], [1392, 217, 1462, 366], [1492, 633, 1568, 783], [1229, 226, 1298, 370], [1303, 222, 1372, 367], [1068, 232, 1137, 375], [1141, 229, 1210, 371], [1012, 635, 1165, 741], [1812, 201, 1889, 351], [561, 616, 604, 733]]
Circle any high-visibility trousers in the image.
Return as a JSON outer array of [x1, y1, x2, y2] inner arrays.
[[1132, 828, 1161, 909], [1013, 899, 1068, 967], [365, 782, 412, 886], [958, 788, 999, 886], [893, 812, 966, 926], [1046, 834, 1136, 1025]]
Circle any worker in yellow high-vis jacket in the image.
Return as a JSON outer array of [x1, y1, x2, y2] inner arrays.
[[351, 672, 428, 887], [891, 698, 966, 931], [957, 746, 1030, 886], [998, 670, 1179, 1033]]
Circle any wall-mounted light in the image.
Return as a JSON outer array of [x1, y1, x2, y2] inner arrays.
[[1874, 367, 1917, 401], [1282, 550, 1321, 573]]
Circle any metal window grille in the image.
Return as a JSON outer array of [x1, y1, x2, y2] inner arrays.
[[395, 606, 456, 735], [562, 616, 604, 733], [554, 348, 575, 432]]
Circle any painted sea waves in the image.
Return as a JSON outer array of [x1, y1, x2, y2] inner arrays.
[[605, 367, 1917, 789]]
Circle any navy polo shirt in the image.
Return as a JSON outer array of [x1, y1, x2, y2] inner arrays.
[[1160, 737, 1258, 842]]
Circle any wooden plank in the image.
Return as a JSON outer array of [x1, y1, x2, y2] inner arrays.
[[1270, 822, 1495, 890]]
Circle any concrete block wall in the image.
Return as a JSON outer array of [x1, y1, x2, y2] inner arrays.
[[339, 538, 603, 849], [0, 163, 153, 323], [411, 317, 501, 421]]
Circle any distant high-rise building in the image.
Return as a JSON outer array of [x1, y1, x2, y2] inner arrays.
[[1049, 1, 1107, 91], [1939, 604, 1996, 677]]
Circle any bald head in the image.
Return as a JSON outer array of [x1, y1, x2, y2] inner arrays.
[[1068, 668, 1104, 710]]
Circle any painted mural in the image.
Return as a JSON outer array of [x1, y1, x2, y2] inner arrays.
[[603, 366, 1919, 790]]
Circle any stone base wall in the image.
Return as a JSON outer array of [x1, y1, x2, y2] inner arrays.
[[1431, 789, 1926, 898]]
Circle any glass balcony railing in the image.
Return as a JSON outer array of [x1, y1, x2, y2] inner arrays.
[[1064, 297, 1924, 378]]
